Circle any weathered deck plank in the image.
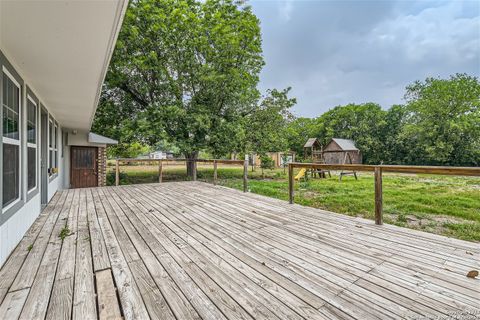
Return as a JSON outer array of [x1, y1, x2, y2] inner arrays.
[[0, 193, 61, 305], [96, 269, 122, 320], [45, 189, 80, 320], [0, 181, 478, 320]]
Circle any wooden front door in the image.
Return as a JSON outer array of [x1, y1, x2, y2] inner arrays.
[[71, 146, 98, 188]]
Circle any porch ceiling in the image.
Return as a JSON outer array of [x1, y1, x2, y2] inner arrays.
[[0, 0, 127, 130]]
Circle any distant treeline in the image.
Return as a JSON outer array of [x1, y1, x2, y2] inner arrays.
[[285, 74, 480, 166]]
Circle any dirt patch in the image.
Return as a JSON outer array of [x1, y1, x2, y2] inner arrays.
[[299, 191, 318, 198], [405, 214, 471, 227]]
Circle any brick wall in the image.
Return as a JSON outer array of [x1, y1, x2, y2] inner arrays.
[[98, 147, 107, 187]]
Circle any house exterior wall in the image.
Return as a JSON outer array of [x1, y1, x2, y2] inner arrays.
[[0, 50, 64, 267], [65, 131, 108, 188], [150, 151, 166, 160]]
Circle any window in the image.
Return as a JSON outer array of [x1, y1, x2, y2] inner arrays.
[[48, 118, 58, 176], [54, 123, 58, 168], [2, 69, 21, 208], [27, 96, 37, 191]]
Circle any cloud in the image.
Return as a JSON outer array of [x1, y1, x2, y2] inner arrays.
[[250, 0, 480, 117], [278, 0, 293, 21]]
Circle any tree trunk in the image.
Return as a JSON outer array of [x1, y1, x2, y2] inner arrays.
[[185, 151, 198, 180]]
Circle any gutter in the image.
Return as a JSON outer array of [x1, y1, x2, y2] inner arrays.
[[87, 0, 129, 130]]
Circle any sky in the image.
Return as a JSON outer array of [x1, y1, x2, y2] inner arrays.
[[250, 0, 480, 117]]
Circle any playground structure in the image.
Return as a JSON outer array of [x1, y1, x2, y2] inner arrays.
[[303, 138, 362, 180], [303, 138, 331, 178], [323, 138, 361, 180]]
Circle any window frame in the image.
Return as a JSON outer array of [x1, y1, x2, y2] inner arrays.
[[2, 66, 22, 213], [26, 93, 38, 195], [48, 117, 58, 180]]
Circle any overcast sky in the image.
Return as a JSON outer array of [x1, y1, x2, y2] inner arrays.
[[250, 0, 480, 117]]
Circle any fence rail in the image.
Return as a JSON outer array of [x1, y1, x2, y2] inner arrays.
[[114, 158, 248, 192], [288, 162, 480, 225]]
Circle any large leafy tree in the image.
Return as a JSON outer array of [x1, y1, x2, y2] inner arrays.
[[246, 88, 296, 155], [401, 74, 480, 166], [94, 0, 264, 175]]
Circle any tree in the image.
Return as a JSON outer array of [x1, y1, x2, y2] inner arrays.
[[285, 117, 317, 157], [381, 104, 408, 164], [245, 88, 296, 155], [313, 103, 387, 164], [107, 142, 151, 159], [95, 0, 264, 177], [402, 74, 480, 166], [259, 154, 274, 178]]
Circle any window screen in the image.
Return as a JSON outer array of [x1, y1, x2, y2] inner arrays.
[[3, 144, 19, 206], [3, 73, 20, 140], [27, 97, 37, 191], [27, 99, 36, 144], [28, 147, 36, 190], [2, 71, 21, 207]]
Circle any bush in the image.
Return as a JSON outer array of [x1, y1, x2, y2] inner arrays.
[[259, 155, 274, 170]]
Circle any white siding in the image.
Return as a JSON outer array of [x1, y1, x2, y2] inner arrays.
[[0, 53, 64, 267], [0, 193, 41, 266]]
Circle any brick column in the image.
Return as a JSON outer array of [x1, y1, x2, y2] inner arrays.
[[97, 147, 107, 187]]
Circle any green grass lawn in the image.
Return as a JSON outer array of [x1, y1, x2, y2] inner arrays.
[[107, 164, 480, 241]]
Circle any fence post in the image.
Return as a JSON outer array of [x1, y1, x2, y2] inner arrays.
[[213, 160, 218, 185], [243, 156, 248, 192], [374, 166, 383, 225], [115, 159, 120, 186], [158, 160, 163, 183], [288, 163, 294, 204]]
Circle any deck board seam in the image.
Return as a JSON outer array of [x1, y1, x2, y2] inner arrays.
[[138, 185, 388, 319], [99, 187, 180, 320], [113, 186, 296, 320], [0, 193, 62, 305], [105, 186, 237, 320], [124, 185, 330, 317], [144, 182, 478, 318], [168, 183, 478, 273], [119, 186, 328, 319], [95, 187, 152, 319], [0, 192, 65, 301]]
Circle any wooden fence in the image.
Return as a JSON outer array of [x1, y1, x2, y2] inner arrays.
[[288, 163, 480, 225], [114, 158, 248, 192]]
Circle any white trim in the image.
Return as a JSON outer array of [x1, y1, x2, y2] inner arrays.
[[27, 94, 36, 106], [27, 144, 38, 192], [47, 118, 58, 178], [2, 198, 20, 213], [2, 66, 20, 88], [26, 94, 38, 193], [2, 66, 22, 212], [2, 137, 20, 145]]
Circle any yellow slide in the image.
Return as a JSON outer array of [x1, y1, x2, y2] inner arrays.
[[294, 168, 307, 181]]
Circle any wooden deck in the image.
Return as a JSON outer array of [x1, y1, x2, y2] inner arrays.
[[0, 182, 479, 320]]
